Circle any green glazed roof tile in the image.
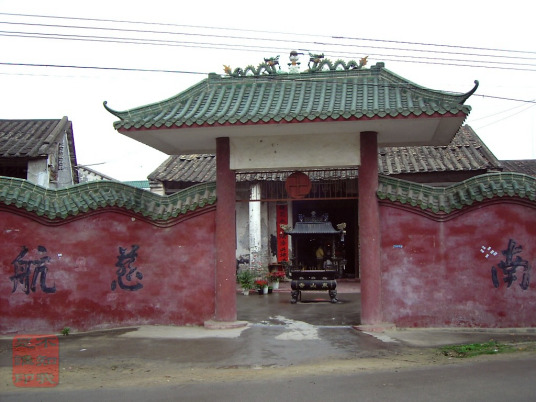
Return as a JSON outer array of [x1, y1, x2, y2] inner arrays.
[[104, 62, 478, 131], [378, 172, 536, 214], [0, 177, 216, 222]]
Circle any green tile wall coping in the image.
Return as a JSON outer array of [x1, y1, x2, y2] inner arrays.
[[378, 172, 536, 214], [3, 172, 533, 221], [0, 177, 216, 221]]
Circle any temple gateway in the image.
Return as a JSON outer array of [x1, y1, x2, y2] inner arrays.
[[2, 53, 533, 335], [104, 54, 533, 328]]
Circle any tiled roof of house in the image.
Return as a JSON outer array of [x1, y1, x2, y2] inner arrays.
[[378, 125, 501, 175], [148, 125, 499, 183], [148, 154, 216, 183], [0, 177, 216, 221], [500, 160, 536, 177], [0, 117, 78, 182], [0, 117, 76, 159], [377, 172, 536, 214], [105, 62, 477, 131]]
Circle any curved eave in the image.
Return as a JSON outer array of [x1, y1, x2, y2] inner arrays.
[[116, 110, 470, 155], [104, 64, 477, 154]]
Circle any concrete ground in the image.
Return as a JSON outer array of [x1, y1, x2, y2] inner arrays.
[[1, 280, 535, 393]]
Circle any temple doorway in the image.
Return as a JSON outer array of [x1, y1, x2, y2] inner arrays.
[[290, 199, 359, 278]]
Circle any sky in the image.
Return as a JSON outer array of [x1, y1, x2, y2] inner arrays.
[[1, 1, 534, 181]]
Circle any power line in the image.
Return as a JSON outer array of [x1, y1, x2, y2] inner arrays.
[[1, 19, 535, 64], [3, 27, 536, 71], [1, 13, 535, 76], [2, 29, 535, 71], [2, 30, 536, 73], [1, 61, 535, 104], [2, 11, 535, 56], [471, 100, 536, 122], [474, 103, 536, 129], [0, 61, 206, 75]]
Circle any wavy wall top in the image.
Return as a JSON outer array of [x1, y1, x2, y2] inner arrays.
[[0, 177, 216, 222], [378, 172, 536, 214], [2, 172, 535, 222]]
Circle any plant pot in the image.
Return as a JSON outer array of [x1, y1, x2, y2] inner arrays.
[[242, 289, 250, 295], [257, 289, 263, 295], [262, 286, 268, 295], [272, 281, 279, 290]]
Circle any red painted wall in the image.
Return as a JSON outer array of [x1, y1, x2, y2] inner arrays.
[[1, 208, 216, 334], [380, 201, 536, 327]]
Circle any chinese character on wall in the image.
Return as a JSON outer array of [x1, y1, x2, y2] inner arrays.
[[491, 239, 531, 290], [111, 245, 144, 291], [10, 246, 56, 295]]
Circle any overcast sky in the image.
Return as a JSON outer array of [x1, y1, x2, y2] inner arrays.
[[1, 1, 534, 181]]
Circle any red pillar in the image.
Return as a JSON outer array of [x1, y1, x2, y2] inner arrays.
[[214, 137, 237, 322], [359, 131, 382, 325]]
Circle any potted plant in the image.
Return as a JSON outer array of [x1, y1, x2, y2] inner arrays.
[[254, 279, 269, 295], [268, 270, 286, 290], [237, 269, 255, 295]]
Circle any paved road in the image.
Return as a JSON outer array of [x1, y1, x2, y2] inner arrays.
[[2, 291, 536, 400], [3, 356, 536, 401]]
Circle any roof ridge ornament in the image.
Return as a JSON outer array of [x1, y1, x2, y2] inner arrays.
[[307, 54, 368, 72], [223, 52, 369, 77], [224, 56, 281, 77]]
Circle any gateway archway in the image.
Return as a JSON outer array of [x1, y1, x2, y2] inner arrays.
[[290, 199, 358, 279], [106, 57, 477, 326]]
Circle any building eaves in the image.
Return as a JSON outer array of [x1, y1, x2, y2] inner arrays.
[[105, 62, 477, 132], [149, 125, 499, 184]]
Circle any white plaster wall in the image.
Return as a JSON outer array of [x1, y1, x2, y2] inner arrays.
[[235, 201, 249, 261], [249, 184, 262, 269], [230, 133, 360, 170], [27, 158, 49, 188], [149, 181, 166, 195]]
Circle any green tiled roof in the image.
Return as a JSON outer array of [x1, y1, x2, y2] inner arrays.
[[104, 62, 478, 131], [378, 172, 536, 214], [0, 177, 216, 221]]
